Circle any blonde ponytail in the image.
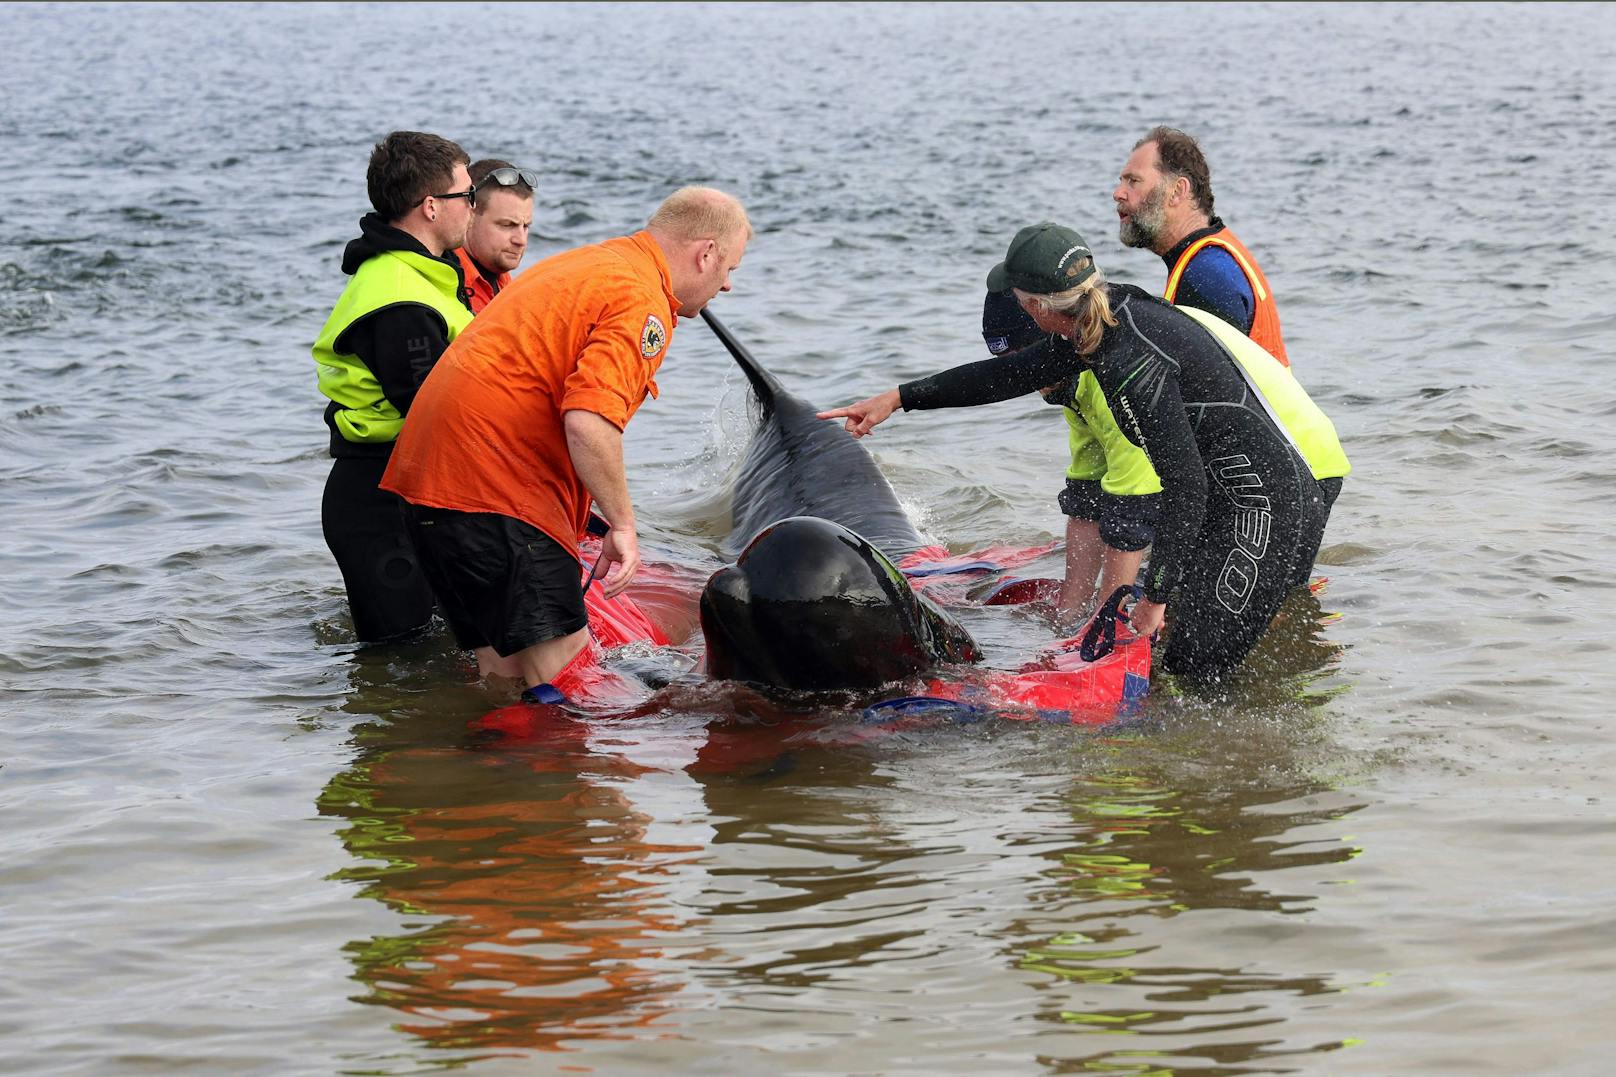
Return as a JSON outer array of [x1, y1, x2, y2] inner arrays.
[[1015, 261, 1116, 357]]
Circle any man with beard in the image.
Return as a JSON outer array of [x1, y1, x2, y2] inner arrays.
[[451, 159, 536, 312], [1113, 127, 1290, 366]]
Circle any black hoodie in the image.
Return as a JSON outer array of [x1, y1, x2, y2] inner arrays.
[[324, 214, 471, 458]]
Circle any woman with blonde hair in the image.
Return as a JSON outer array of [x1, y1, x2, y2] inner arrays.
[[820, 222, 1348, 683], [979, 288, 1162, 625]]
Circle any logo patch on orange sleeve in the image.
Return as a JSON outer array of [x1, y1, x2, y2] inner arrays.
[[640, 314, 667, 359]]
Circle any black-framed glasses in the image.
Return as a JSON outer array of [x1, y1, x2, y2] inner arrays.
[[412, 187, 477, 210], [474, 166, 538, 193]]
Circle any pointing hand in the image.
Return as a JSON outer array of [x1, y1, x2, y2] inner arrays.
[[816, 388, 901, 439]]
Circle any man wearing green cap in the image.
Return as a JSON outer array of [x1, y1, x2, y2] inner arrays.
[[821, 222, 1348, 683]]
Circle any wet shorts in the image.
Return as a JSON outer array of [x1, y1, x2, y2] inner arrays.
[[1058, 479, 1161, 552], [401, 505, 588, 656]]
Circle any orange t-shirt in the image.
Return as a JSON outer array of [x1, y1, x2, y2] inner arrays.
[[450, 246, 511, 314], [381, 231, 677, 555]]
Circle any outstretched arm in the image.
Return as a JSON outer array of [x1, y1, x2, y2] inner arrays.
[[900, 335, 1080, 409], [817, 336, 1089, 437]]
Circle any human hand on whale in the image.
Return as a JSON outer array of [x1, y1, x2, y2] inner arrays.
[[816, 388, 901, 438]]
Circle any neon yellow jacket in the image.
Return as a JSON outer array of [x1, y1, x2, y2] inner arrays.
[[312, 249, 472, 445], [1062, 369, 1163, 495]]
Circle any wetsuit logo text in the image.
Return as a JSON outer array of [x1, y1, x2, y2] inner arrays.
[[1208, 454, 1272, 614]]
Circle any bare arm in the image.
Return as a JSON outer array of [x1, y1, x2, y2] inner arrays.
[[563, 409, 640, 597]]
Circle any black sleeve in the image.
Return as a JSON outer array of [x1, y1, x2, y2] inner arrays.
[[1099, 351, 1209, 604], [340, 304, 452, 417], [898, 335, 1084, 411]]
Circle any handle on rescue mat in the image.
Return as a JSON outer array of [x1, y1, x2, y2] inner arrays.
[[1078, 584, 1143, 662]]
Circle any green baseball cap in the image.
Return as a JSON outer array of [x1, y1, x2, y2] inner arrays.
[[985, 222, 1097, 294]]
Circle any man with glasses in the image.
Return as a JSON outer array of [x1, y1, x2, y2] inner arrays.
[[311, 130, 477, 644], [453, 159, 537, 313]]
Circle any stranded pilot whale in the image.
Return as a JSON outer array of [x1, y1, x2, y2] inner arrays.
[[472, 314, 1148, 736], [697, 310, 978, 691]]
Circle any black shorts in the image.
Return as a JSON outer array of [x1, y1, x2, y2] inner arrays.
[[401, 505, 588, 656], [1058, 479, 1161, 552]]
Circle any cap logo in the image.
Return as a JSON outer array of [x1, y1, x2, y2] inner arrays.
[[985, 335, 1011, 355], [1056, 244, 1088, 270], [640, 314, 666, 359]]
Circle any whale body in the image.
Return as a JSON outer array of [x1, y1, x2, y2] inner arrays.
[[697, 310, 978, 691]]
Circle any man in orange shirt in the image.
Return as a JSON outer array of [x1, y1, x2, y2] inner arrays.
[[451, 159, 536, 312], [382, 187, 751, 690]]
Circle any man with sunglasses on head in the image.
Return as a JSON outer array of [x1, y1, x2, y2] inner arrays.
[[311, 130, 478, 644], [452, 160, 536, 313]]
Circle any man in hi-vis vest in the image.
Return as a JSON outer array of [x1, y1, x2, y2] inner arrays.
[[1113, 126, 1290, 367], [312, 131, 477, 643]]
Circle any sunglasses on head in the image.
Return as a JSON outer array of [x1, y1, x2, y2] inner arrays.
[[474, 166, 538, 193]]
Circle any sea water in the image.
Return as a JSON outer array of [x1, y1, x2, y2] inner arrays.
[[3, 3, 1615, 1073]]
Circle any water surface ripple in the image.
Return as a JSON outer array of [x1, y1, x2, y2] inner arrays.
[[3, 3, 1615, 1074]]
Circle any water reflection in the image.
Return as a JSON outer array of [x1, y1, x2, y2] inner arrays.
[[1224, 584, 1349, 704], [317, 645, 898, 1059], [313, 581, 1358, 1066], [317, 689, 711, 1057], [1157, 583, 1348, 709], [1019, 762, 1366, 1073]]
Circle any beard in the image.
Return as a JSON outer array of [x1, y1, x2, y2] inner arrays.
[[1119, 183, 1168, 249]]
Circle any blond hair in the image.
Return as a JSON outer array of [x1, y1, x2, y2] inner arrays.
[[647, 186, 753, 248], [1015, 260, 1116, 356]]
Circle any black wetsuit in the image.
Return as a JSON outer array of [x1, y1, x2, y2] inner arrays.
[[902, 283, 1324, 681]]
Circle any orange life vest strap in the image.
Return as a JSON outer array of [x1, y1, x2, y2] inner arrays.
[[1164, 234, 1267, 303]]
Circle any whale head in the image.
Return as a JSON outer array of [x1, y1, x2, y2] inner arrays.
[[700, 516, 979, 692]]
